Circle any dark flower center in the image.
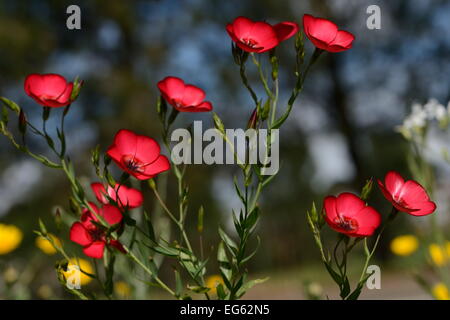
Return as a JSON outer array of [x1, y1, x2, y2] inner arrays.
[[241, 38, 257, 48], [122, 154, 146, 174], [172, 99, 187, 109], [334, 215, 358, 232], [89, 227, 105, 241]]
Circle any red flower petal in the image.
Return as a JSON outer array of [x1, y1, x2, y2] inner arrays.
[[109, 184, 144, 209], [400, 180, 431, 204], [157, 76, 185, 102], [69, 222, 92, 246], [406, 201, 436, 216], [303, 14, 338, 45], [330, 30, 355, 48], [229, 16, 255, 40], [135, 135, 161, 164], [324, 196, 338, 221], [303, 14, 354, 53], [101, 204, 123, 226], [83, 241, 105, 259], [273, 21, 299, 42], [384, 171, 404, 198], [352, 207, 381, 237], [112, 129, 138, 156], [24, 73, 72, 107], [182, 85, 206, 107], [335, 192, 365, 218], [142, 155, 170, 178], [91, 182, 108, 204]]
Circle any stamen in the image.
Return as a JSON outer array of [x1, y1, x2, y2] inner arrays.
[[241, 38, 257, 48], [334, 215, 358, 232]]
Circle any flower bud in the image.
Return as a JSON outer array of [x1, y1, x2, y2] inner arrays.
[[246, 108, 258, 130], [70, 77, 83, 101], [18, 109, 27, 135]]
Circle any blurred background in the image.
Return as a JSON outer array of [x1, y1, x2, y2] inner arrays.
[[1, 0, 450, 299]]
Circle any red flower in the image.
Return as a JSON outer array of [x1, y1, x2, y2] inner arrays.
[[24, 73, 74, 107], [91, 182, 144, 209], [377, 171, 436, 216], [324, 193, 381, 237], [157, 77, 213, 112], [226, 16, 299, 53], [303, 14, 355, 53], [106, 129, 170, 180], [69, 203, 124, 259]]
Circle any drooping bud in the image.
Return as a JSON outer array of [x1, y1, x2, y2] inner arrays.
[[246, 107, 258, 130], [18, 109, 27, 135]]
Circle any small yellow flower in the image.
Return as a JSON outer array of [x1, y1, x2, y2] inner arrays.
[[0, 223, 23, 255], [114, 281, 131, 299], [205, 275, 224, 295], [37, 284, 53, 299], [35, 234, 62, 255], [60, 258, 94, 286], [428, 242, 450, 266], [432, 283, 450, 300], [390, 235, 419, 256]]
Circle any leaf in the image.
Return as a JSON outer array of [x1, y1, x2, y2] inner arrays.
[[340, 276, 350, 299], [216, 283, 227, 300], [151, 245, 180, 257], [143, 211, 156, 242], [235, 277, 269, 298], [240, 236, 261, 265], [217, 242, 232, 284], [245, 207, 259, 232], [105, 255, 116, 297], [233, 176, 245, 203], [174, 269, 183, 298], [218, 227, 238, 256], [187, 285, 210, 294], [324, 262, 342, 286], [346, 283, 363, 300], [0, 97, 21, 114]]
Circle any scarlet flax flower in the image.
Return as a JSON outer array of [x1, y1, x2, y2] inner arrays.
[[69, 203, 124, 259], [324, 193, 381, 237], [107, 129, 170, 180], [157, 76, 213, 112], [226, 16, 299, 53], [377, 171, 436, 216], [91, 182, 144, 209], [303, 14, 355, 53], [24, 73, 74, 107]]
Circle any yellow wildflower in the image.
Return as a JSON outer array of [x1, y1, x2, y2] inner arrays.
[[35, 234, 62, 255], [390, 235, 419, 256], [205, 274, 224, 295], [114, 281, 132, 299], [428, 242, 450, 266], [60, 258, 94, 286], [0, 224, 23, 255], [432, 283, 450, 300]]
